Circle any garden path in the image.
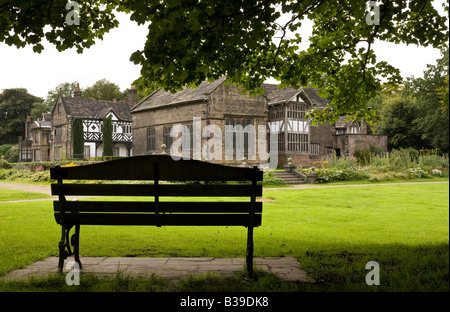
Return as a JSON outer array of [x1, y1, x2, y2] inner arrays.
[[1, 180, 448, 197]]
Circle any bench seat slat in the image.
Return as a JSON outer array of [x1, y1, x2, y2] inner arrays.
[[54, 213, 262, 227], [54, 201, 263, 213], [51, 183, 263, 197]]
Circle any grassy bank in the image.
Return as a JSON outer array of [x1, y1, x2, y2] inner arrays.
[[0, 182, 448, 291]]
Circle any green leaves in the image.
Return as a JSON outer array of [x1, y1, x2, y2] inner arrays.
[[0, 0, 118, 54], [1, 0, 448, 122], [0, 88, 44, 144]]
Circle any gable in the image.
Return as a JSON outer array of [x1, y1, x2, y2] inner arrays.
[[60, 98, 131, 121], [132, 77, 227, 113]]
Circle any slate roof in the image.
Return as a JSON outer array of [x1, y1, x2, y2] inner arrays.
[[262, 84, 330, 108], [334, 115, 360, 128], [261, 84, 299, 105], [131, 78, 330, 113], [30, 120, 52, 129], [60, 97, 132, 121], [132, 77, 227, 112], [29, 113, 52, 130]]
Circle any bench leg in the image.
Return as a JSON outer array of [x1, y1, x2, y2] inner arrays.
[[58, 224, 80, 273], [72, 225, 82, 269], [58, 225, 67, 273], [246, 226, 254, 276]]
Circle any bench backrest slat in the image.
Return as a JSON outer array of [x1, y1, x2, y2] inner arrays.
[[51, 183, 263, 197], [50, 155, 263, 181], [51, 155, 263, 228]]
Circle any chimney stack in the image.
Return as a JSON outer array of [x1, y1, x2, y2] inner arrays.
[[73, 83, 82, 98], [128, 84, 137, 108]]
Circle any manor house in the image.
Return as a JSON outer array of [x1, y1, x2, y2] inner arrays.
[[19, 84, 137, 162], [20, 78, 387, 167], [131, 77, 387, 167]]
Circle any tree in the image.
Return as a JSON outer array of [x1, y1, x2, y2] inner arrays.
[[404, 49, 449, 153], [2, 1, 448, 122], [102, 116, 113, 157], [29, 81, 79, 119], [72, 117, 84, 159], [372, 95, 425, 150], [0, 88, 43, 144], [82, 79, 125, 101], [369, 49, 449, 152]]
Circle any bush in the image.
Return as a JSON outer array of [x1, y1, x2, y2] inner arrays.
[[0, 144, 18, 163], [0, 158, 12, 169], [30, 170, 51, 182], [354, 146, 385, 166], [263, 171, 287, 185], [408, 167, 429, 179], [315, 168, 370, 183]]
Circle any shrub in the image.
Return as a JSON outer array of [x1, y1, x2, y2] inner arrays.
[[315, 168, 370, 183], [354, 148, 372, 166], [102, 116, 113, 157], [354, 146, 385, 166], [408, 167, 429, 179], [432, 169, 443, 177], [0, 169, 14, 179], [0, 158, 12, 169], [30, 171, 51, 182], [0, 144, 18, 163], [263, 171, 287, 185], [72, 117, 84, 159]]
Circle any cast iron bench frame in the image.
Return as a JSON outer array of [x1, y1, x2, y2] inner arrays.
[[50, 155, 263, 275]]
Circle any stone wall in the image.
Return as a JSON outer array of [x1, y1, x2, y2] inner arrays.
[[335, 134, 388, 157], [309, 121, 335, 162], [132, 82, 269, 166], [50, 97, 71, 161], [348, 134, 388, 155]]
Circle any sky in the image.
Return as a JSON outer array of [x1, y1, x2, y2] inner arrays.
[[0, 2, 447, 100]]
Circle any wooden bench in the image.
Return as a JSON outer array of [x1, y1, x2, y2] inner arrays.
[[50, 155, 263, 275]]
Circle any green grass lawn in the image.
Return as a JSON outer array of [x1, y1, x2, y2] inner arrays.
[[0, 183, 448, 291], [0, 189, 51, 202]]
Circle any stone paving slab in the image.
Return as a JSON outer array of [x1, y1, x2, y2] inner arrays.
[[3, 256, 314, 283]]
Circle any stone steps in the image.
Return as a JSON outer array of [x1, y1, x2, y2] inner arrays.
[[273, 171, 306, 184]]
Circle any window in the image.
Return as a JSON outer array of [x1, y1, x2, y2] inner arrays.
[[122, 125, 131, 134], [287, 102, 307, 120], [182, 124, 194, 158], [287, 133, 308, 152], [34, 149, 41, 161], [348, 124, 360, 134], [34, 132, 40, 144], [21, 147, 32, 161], [113, 147, 120, 157], [310, 143, 319, 155], [225, 118, 254, 159], [54, 147, 61, 161], [84, 146, 90, 158], [55, 127, 62, 136], [147, 127, 156, 152], [163, 126, 173, 152], [269, 105, 285, 120]]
